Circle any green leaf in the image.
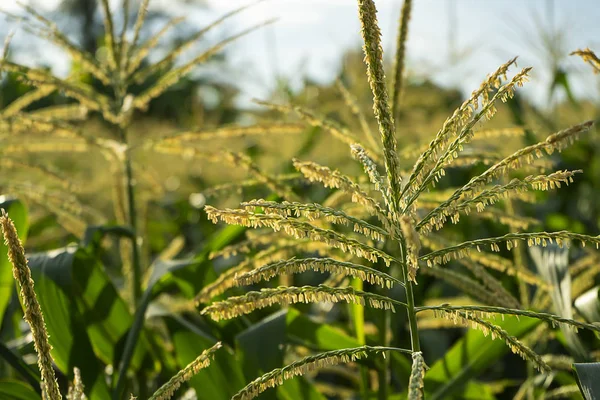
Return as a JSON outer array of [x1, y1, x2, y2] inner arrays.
[[167, 317, 246, 400], [573, 362, 600, 400], [0, 198, 28, 322], [235, 310, 326, 400], [0, 379, 40, 400], [237, 310, 287, 376], [424, 316, 540, 399], [114, 225, 244, 399], [28, 246, 149, 370], [28, 249, 111, 399]]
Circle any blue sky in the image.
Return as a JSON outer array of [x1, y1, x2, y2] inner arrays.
[[4, 0, 600, 108], [205, 0, 600, 107]]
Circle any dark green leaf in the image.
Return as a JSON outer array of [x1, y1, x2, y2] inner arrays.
[[573, 362, 600, 400], [424, 316, 540, 400], [0, 198, 28, 322], [0, 379, 40, 400]]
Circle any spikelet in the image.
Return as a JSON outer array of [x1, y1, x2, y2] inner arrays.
[[400, 216, 421, 282], [420, 231, 600, 270], [148, 342, 222, 400], [292, 159, 391, 231], [419, 304, 600, 334], [0, 61, 112, 114], [420, 267, 508, 307], [241, 199, 387, 241], [231, 346, 408, 400], [202, 174, 305, 199], [153, 149, 298, 200], [419, 235, 543, 286], [255, 100, 379, 158], [66, 367, 86, 400], [28, 104, 88, 122], [571, 48, 600, 73], [130, 1, 263, 80], [132, 20, 274, 111], [196, 242, 307, 304], [357, 0, 403, 212], [19, 4, 110, 85], [407, 351, 425, 400], [543, 385, 582, 399], [201, 285, 402, 321], [127, 16, 185, 75], [458, 260, 521, 309], [99, 0, 117, 70], [336, 81, 378, 150], [399, 127, 528, 160], [404, 68, 532, 208], [205, 206, 394, 265], [350, 144, 392, 208], [1, 211, 62, 400], [390, 0, 412, 118], [0, 86, 56, 117], [419, 121, 594, 233], [127, 0, 150, 61], [0, 158, 80, 191], [234, 257, 402, 289], [431, 308, 550, 372], [145, 123, 306, 148], [209, 231, 281, 260], [401, 58, 519, 202], [418, 170, 581, 234]]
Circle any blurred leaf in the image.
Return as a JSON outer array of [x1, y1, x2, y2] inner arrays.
[[0, 198, 28, 322], [424, 316, 540, 399], [236, 310, 326, 400], [167, 317, 246, 400], [115, 225, 244, 399], [0, 379, 40, 400], [574, 286, 600, 323], [286, 307, 411, 380], [573, 362, 600, 400], [237, 310, 286, 376], [0, 342, 40, 395]]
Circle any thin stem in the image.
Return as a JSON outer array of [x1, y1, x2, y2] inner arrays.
[[377, 306, 390, 400], [400, 239, 421, 352], [122, 128, 142, 306]]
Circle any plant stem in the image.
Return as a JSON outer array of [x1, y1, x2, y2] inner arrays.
[[121, 127, 142, 306], [377, 307, 390, 400], [400, 239, 420, 352]]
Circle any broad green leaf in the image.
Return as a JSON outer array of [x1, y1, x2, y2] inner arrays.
[[0, 379, 39, 400], [167, 317, 246, 400], [28, 247, 148, 370], [424, 316, 540, 400], [114, 225, 244, 399], [0, 198, 28, 322], [237, 310, 287, 377], [0, 342, 40, 393], [236, 310, 326, 400], [29, 249, 110, 399], [573, 362, 600, 400], [286, 307, 411, 381]]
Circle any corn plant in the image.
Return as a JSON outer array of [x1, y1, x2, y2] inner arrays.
[[0, 0, 304, 398], [198, 1, 600, 398]]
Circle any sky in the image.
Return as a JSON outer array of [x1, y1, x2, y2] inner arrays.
[[3, 0, 600, 108], [203, 0, 600, 107]]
